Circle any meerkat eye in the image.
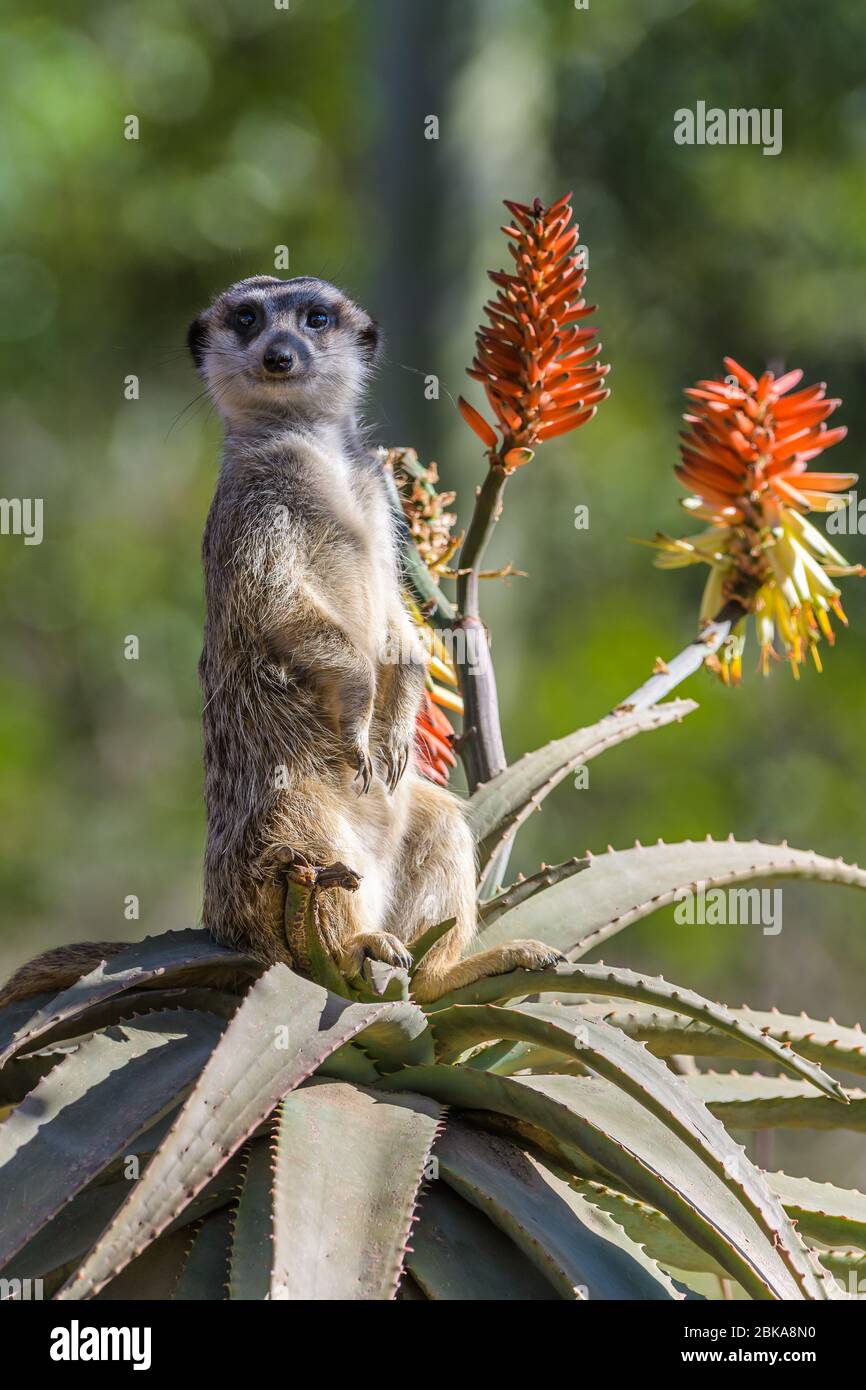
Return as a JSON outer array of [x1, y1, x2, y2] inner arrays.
[[233, 305, 258, 331], [305, 309, 330, 330]]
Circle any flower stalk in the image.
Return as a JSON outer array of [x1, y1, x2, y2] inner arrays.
[[614, 599, 744, 714], [454, 464, 511, 790], [454, 194, 608, 792]]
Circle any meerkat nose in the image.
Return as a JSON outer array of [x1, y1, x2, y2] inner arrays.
[[263, 342, 294, 375]]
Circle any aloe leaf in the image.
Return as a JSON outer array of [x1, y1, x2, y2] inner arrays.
[[683, 1072, 866, 1133], [10, 987, 242, 1062], [583, 1002, 866, 1079], [94, 1229, 192, 1301], [5, 1143, 243, 1292], [466, 701, 696, 873], [0, 993, 53, 1055], [489, 1046, 866, 1113], [436, 1120, 680, 1299], [409, 916, 456, 970], [299, 887, 354, 999], [427, 962, 846, 1103], [478, 858, 591, 929], [7, 1153, 244, 1293], [474, 838, 866, 957], [767, 1172, 866, 1252], [228, 1138, 275, 1301], [55, 966, 426, 1300], [396, 1272, 429, 1299], [408, 1185, 559, 1300], [0, 1009, 223, 1271], [379, 1065, 836, 1299], [175, 1207, 235, 1301], [270, 1079, 442, 1299], [0, 1052, 64, 1106], [4, 1182, 130, 1289], [0, 930, 255, 1068], [702, 1010, 866, 1076], [570, 1179, 728, 1277], [356, 959, 411, 1000], [467, 1039, 592, 1076], [354, 1003, 435, 1071], [462, 1038, 544, 1073], [430, 1000, 839, 1293], [818, 1250, 866, 1285], [317, 1042, 382, 1085], [82, 1107, 179, 1189]]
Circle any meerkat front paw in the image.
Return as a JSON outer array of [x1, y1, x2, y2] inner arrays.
[[495, 940, 567, 973], [340, 931, 413, 979]]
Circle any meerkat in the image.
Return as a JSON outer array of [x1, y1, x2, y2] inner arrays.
[[0, 274, 560, 1008]]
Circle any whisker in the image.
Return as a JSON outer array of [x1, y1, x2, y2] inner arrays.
[[164, 367, 247, 440], [392, 359, 459, 410], [165, 385, 214, 440]]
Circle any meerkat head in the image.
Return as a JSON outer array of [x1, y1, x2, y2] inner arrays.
[[187, 275, 380, 427]]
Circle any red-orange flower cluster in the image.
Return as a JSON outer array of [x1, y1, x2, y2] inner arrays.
[[458, 193, 608, 468], [414, 690, 458, 787], [653, 358, 862, 680], [679, 357, 853, 524]]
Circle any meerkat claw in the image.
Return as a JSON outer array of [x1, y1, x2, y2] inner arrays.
[[525, 946, 567, 970], [353, 750, 373, 794], [383, 742, 410, 793], [340, 931, 413, 977], [502, 940, 568, 973]]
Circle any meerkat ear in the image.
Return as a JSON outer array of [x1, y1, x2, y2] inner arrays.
[[187, 313, 209, 371], [357, 315, 381, 366]]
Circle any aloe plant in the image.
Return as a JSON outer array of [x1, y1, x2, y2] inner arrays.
[[2, 195, 864, 1302], [1, 812, 865, 1302], [1, 780, 865, 1302]]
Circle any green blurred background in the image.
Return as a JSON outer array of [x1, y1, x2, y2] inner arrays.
[[2, 0, 865, 1184]]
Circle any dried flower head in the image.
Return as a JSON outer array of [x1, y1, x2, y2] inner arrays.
[[653, 358, 863, 681], [381, 447, 462, 783], [384, 447, 460, 574], [458, 193, 609, 470]]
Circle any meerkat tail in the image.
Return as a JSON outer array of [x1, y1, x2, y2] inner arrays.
[[0, 941, 128, 1008]]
